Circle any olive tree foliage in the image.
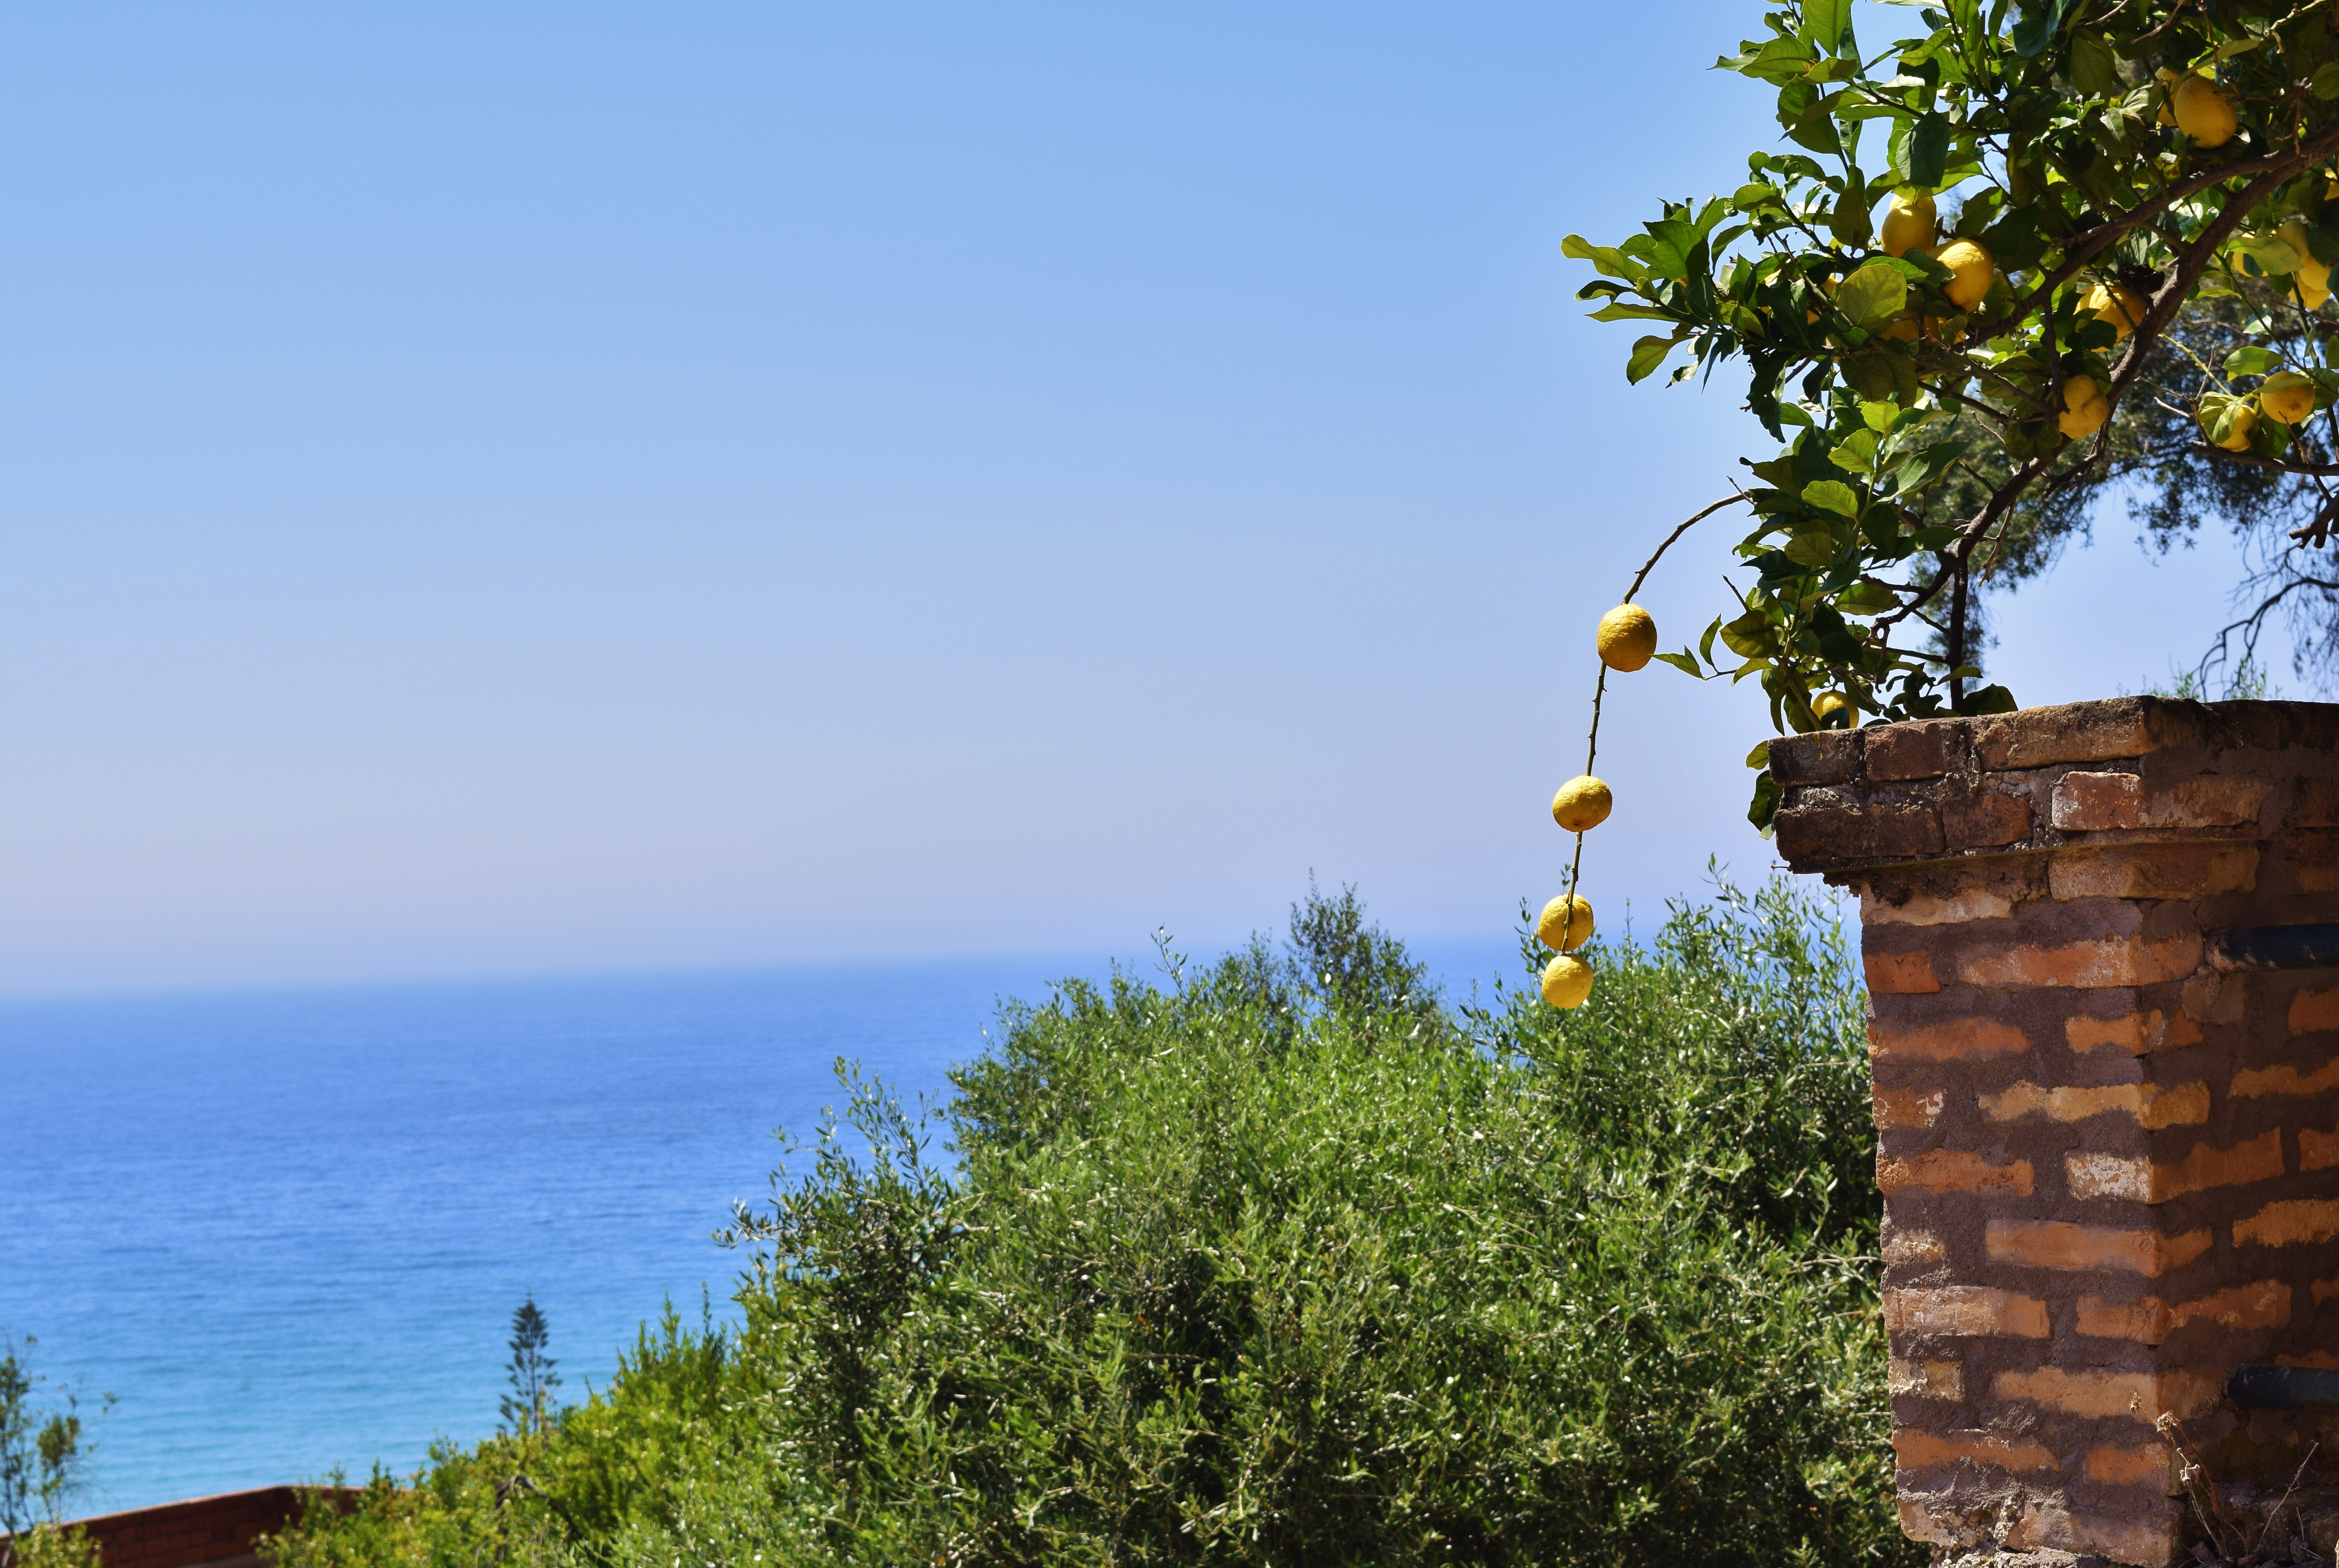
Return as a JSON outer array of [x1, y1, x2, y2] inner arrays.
[[1570, 0, 2339, 824]]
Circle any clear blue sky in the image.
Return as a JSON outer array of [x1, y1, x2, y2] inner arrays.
[[0, 3, 2283, 994]]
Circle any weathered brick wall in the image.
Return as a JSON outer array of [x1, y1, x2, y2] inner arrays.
[[1771, 697, 2339, 1566]]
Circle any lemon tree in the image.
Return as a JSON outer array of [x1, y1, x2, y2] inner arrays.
[[1567, 0, 2339, 832]]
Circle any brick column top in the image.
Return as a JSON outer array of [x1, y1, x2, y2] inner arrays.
[[1770, 696, 2339, 881]]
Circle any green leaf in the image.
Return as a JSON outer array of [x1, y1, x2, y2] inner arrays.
[[1744, 739, 1772, 768], [1838, 581, 1899, 616], [1800, 0, 1852, 56], [1957, 683, 2019, 715], [1833, 260, 1908, 329], [1783, 530, 1840, 567], [1587, 302, 1678, 322], [1748, 769, 1780, 836], [1732, 182, 1783, 211], [1888, 438, 1970, 495], [1718, 611, 1774, 658], [1889, 111, 1949, 188], [1829, 429, 1879, 474], [2230, 234, 2302, 277], [1626, 334, 1683, 383], [1654, 650, 1707, 677], [1859, 400, 1900, 433], [2008, 0, 2073, 57], [2313, 61, 2339, 100], [1802, 480, 1859, 518], [2069, 30, 2121, 96], [2225, 346, 2284, 378]]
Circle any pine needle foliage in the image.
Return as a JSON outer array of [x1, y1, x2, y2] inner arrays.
[[264, 879, 1916, 1568]]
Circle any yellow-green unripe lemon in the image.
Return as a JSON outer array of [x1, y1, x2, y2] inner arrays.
[[2209, 401, 2259, 452], [1936, 240, 1994, 311], [2172, 75, 2237, 146], [1596, 604, 1657, 671], [1879, 193, 1936, 258], [1550, 775, 1612, 832], [2262, 371, 2317, 426], [2058, 377, 2108, 439], [1540, 954, 1593, 1010], [1536, 894, 1594, 953]]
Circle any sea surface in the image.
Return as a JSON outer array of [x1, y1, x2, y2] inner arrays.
[[0, 939, 1514, 1516]]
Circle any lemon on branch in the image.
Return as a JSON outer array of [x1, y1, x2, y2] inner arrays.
[[2058, 376, 2109, 439], [2172, 75, 2238, 146], [2282, 218, 2332, 309], [1936, 240, 1993, 311], [1550, 776, 1612, 832], [1812, 690, 1855, 726], [2262, 371, 2318, 426], [2203, 397, 2260, 452], [1879, 193, 1936, 258], [1596, 604, 1657, 671], [1536, 894, 1594, 952], [2082, 281, 2146, 340], [1540, 953, 1593, 1010]]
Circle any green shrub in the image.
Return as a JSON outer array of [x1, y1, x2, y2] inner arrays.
[[267, 877, 1919, 1568]]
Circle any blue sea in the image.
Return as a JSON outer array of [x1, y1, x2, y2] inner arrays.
[[1, 941, 1514, 1515]]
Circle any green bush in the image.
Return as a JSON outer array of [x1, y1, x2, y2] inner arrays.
[[266, 878, 1918, 1568]]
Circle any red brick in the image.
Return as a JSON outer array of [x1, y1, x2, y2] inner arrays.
[[2290, 988, 2339, 1035], [2234, 1198, 2339, 1247], [1888, 1357, 1965, 1399], [1864, 950, 1941, 994], [1873, 1085, 1945, 1128], [2064, 1008, 2201, 1055], [2086, 1445, 2170, 1486], [1893, 1428, 2056, 1473], [2076, 1279, 2289, 1343], [2302, 1122, 2339, 1171], [2143, 776, 2265, 828], [2293, 777, 2339, 828], [1985, 1218, 2211, 1275], [1776, 801, 1944, 864], [1862, 886, 2017, 925], [1877, 1149, 2034, 1196], [2049, 844, 2258, 901], [1882, 1285, 2050, 1337], [1866, 720, 1958, 781], [1867, 1017, 2028, 1061], [2149, 1128, 2286, 1200], [2231, 1053, 2339, 1097], [2052, 771, 2144, 830], [1942, 790, 2031, 849], [1980, 1078, 2207, 1128], [1959, 933, 2201, 989], [1992, 1365, 2219, 1420], [1767, 730, 1860, 786]]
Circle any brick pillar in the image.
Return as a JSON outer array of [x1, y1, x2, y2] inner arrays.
[[1770, 697, 2339, 1567]]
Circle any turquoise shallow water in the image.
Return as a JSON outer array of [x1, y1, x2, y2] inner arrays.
[[1, 939, 1514, 1515]]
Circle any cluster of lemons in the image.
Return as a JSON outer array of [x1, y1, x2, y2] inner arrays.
[[1537, 604, 1660, 1010]]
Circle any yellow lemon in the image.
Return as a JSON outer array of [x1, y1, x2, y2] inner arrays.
[[1880, 193, 1936, 258], [2262, 371, 2317, 426], [2058, 376, 2108, 438], [2209, 401, 2259, 452], [1811, 690, 1855, 726], [1936, 239, 1994, 311], [1596, 604, 1658, 671], [1536, 894, 1594, 953], [2172, 75, 2237, 146], [2282, 218, 2332, 307], [1540, 954, 1593, 1010], [2082, 281, 2147, 340], [1881, 313, 1921, 341], [2155, 67, 2180, 126], [1550, 775, 1612, 833]]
